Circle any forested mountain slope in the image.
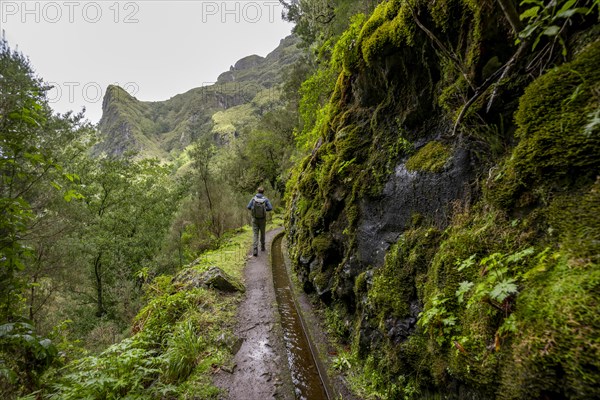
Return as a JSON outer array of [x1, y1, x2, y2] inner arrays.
[[283, 0, 600, 398], [95, 35, 301, 159]]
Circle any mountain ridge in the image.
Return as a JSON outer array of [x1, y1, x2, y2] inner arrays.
[[96, 35, 301, 159]]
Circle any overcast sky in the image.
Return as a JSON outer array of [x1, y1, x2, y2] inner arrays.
[[1, 1, 293, 123]]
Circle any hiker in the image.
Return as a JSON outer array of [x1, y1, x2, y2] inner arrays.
[[247, 186, 273, 256]]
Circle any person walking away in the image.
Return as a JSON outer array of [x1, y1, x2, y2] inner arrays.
[[247, 187, 273, 256]]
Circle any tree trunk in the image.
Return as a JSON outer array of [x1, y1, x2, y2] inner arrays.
[[201, 174, 219, 237], [29, 274, 36, 322], [94, 252, 105, 317]]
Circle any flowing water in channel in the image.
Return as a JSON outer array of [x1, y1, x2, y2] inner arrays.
[[271, 235, 329, 400]]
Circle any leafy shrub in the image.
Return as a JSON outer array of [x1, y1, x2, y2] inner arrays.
[[48, 336, 162, 400], [0, 322, 57, 396]]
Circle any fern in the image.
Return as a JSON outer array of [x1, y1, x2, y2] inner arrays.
[[490, 278, 519, 302]]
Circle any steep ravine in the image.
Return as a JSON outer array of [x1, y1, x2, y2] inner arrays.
[[285, 1, 599, 399]]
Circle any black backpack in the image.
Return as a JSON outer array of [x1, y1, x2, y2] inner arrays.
[[251, 196, 267, 219]]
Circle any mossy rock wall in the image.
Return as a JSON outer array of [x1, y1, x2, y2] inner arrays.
[[285, 0, 599, 398]]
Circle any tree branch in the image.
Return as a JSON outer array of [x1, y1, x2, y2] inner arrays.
[[451, 40, 529, 137], [410, 6, 476, 91], [495, 0, 523, 36]]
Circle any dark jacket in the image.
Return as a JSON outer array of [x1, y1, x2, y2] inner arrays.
[[247, 193, 273, 213]]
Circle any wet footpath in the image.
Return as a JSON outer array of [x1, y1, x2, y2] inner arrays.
[[214, 228, 294, 400]]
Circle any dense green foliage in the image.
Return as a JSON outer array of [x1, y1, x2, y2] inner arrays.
[[38, 229, 251, 399], [0, 38, 92, 395]]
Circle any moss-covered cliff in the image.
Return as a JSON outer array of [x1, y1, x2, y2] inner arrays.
[[284, 0, 599, 398]]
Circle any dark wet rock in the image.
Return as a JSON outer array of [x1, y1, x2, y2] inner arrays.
[[308, 258, 320, 273], [174, 266, 245, 293], [334, 256, 361, 302], [357, 147, 474, 267], [313, 278, 332, 304], [384, 301, 421, 344], [298, 254, 314, 269], [201, 266, 245, 293], [297, 255, 315, 293], [357, 314, 383, 356]]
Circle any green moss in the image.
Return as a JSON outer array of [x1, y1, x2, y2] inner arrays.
[[358, 0, 415, 66], [331, 13, 367, 75], [500, 252, 600, 399], [311, 270, 332, 292], [405, 141, 452, 173], [546, 178, 600, 261], [488, 41, 600, 208], [285, 3, 599, 399], [354, 271, 368, 297], [369, 228, 441, 320], [312, 234, 333, 257]]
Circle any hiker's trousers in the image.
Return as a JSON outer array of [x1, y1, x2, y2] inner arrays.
[[252, 217, 266, 250]]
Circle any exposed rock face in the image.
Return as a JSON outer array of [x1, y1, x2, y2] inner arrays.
[[234, 54, 265, 70], [93, 86, 141, 157], [357, 147, 473, 267]]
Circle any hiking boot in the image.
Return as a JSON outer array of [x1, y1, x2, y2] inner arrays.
[[253, 249, 258, 257]]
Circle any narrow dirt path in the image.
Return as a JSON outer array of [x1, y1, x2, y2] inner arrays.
[[214, 228, 294, 400]]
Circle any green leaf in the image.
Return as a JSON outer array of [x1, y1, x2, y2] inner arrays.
[[583, 108, 600, 136], [520, 0, 543, 5], [519, 21, 540, 39], [24, 152, 45, 164], [542, 25, 561, 36], [520, 6, 540, 20], [498, 314, 518, 335], [456, 254, 476, 271], [555, 8, 579, 19], [506, 247, 535, 264], [64, 189, 84, 202], [532, 33, 543, 50], [558, 35, 568, 57], [456, 281, 474, 303], [65, 173, 80, 183], [558, 0, 578, 14], [490, 279, 518, 302]]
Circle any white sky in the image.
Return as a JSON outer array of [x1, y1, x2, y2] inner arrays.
[[0, 0, 293, 123]]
